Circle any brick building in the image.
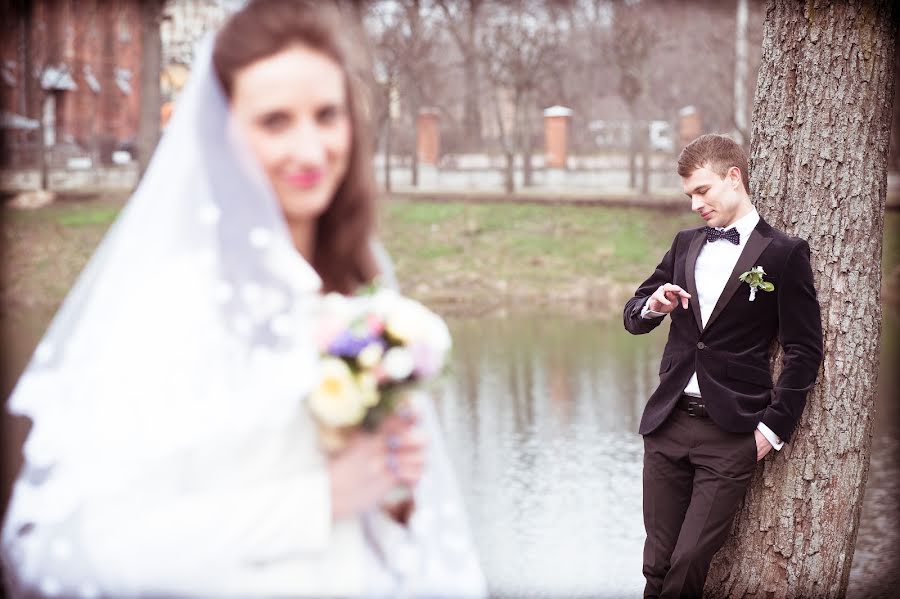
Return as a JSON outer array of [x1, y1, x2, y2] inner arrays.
[[160, 0, 233, 104], [1, 0, 143, 168]]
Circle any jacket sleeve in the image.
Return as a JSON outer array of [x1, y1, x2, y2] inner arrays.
[[623, 232, 680, 335], [761, 239, 824, 442]]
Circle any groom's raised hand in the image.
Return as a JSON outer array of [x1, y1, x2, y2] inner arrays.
[[648, 283, 692, 314]]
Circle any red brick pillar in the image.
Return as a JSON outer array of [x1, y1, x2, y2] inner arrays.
[[416, 109, 440, 166], [543, 105, 572, 169], [678, 105, 702, 149]]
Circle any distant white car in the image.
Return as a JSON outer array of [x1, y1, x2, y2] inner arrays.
[[112, 150, 133, 165], [649, 121, 674, 152], [589, 119, 675, 152]]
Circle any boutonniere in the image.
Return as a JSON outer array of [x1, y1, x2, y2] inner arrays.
[[738, 266, 775, 301]]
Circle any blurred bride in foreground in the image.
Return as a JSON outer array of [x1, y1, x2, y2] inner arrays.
[[1, 1, 485, 597]]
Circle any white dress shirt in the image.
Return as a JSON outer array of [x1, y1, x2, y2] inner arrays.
[[642, 208, 783, 450]]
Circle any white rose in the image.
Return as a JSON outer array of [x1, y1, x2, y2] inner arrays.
[[357, 342, 385, 370], [385, 297, 430, 345], [381, 347, 415, 381]]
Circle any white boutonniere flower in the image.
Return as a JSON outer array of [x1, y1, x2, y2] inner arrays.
[[738, 266, 775, 301]]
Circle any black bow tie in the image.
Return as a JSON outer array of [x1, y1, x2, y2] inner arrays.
[[705, 227, 740, 245]]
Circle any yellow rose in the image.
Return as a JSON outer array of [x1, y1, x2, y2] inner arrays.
[[308, 358, 366, 428], [356, 371, 379, 407]]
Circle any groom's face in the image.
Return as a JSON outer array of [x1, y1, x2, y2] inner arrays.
[[681, 165, 744, 228]]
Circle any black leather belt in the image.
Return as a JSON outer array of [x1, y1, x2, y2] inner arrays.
[[677, 394, 708, 418]]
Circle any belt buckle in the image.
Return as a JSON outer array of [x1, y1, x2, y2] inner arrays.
[[687, 400, 699, 417]]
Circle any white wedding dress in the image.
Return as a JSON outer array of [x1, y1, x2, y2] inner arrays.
[[1, 36, 485, 599]]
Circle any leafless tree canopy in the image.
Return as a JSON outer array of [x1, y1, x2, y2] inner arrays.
[[363, 0, 767, 162]]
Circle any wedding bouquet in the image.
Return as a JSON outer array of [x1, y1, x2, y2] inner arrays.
[[308, 287, 452, 452]]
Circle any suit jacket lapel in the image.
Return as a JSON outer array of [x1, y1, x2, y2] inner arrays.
[[703, 225, 773, 332], [684, 229, 705, 332]]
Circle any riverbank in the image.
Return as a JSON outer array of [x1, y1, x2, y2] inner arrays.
[[379, 197, 700, 317], [3, 192, 898, 325]]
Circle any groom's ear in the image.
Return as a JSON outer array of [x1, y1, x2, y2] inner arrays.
[[726, 166, 744, 191]]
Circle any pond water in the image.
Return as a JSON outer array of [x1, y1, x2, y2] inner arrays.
[[433, 312, 899, 598]]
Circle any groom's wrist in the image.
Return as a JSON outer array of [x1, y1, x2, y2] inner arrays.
[[640, 298, 666, 320], [756, 422, 784, 450]]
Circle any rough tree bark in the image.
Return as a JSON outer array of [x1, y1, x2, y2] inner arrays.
[[734, 0, 750, 146], [706, 1, 898, 597]]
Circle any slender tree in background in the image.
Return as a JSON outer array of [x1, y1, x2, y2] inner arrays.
[[437, 0, 483, 150], [480, 0, 563, 192], [610, 1, 657, 194], [366, 4, 402, 192], [706, 1, 898, 596], [137, 0, 164, 179]]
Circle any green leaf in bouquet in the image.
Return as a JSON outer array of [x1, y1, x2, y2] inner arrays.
[[360, 385, 408, 432], [357, 281, 380, 296]]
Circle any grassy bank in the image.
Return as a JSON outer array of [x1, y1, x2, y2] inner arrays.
[[0, 195, 701, 322], [379, 199, 697, 315]]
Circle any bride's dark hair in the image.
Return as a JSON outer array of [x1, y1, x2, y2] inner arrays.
[[213, 0, 378, 294]]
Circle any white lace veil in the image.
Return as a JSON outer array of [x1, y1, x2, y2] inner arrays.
[[2, 33, 485, 599], [2, 35, 326, 593]]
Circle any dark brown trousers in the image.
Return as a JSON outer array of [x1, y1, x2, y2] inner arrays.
[[642, 406, 758, 599]]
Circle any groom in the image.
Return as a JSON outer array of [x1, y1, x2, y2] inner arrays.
[[623, 134, 823, 598]]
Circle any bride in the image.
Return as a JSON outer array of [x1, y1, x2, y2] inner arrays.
[[1, 1, 485, 597]]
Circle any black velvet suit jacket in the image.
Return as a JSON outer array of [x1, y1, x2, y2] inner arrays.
[[623, 217, 823, 443]]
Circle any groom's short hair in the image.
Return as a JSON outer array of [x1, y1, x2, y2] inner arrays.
[[677, 134, 750, 195]]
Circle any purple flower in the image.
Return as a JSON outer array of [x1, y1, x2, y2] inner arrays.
[[328, 331, 384, 359]]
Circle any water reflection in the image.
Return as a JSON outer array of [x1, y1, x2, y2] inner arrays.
[[435, 313, 899, 598], [847, 308, 900, 599], [433, 315, 670, 597]]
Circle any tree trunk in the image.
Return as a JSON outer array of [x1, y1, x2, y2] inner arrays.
[[437, 0, 481, 150], [890, 34, 900, 172], [38, 92, 50, 191], [640, 122, 650, 195], [705, 2, 898, 597], [462, 54, 482, 149], [504, 151, 515, 194], [21, 0, 50, 191], [522, 92, 533, 187], [17, 0, 36, 170], [510, 91, 522, 193], [384, 109, 393, 193], [411, 95, 420, 188], [463, 0, 481, 148], [137, 0, 163, 180], [733, 0, 749, 145], [628, 120, 638, 190]]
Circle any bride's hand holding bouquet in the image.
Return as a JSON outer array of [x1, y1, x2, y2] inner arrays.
[[309, 287, 452, 521]]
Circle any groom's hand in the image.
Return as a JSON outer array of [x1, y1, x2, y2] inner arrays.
[[648, 283, 691, 314], [754, 429, 774, 462]]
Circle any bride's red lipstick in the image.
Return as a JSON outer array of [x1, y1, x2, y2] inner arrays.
[[286, 170, 323, 188]]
